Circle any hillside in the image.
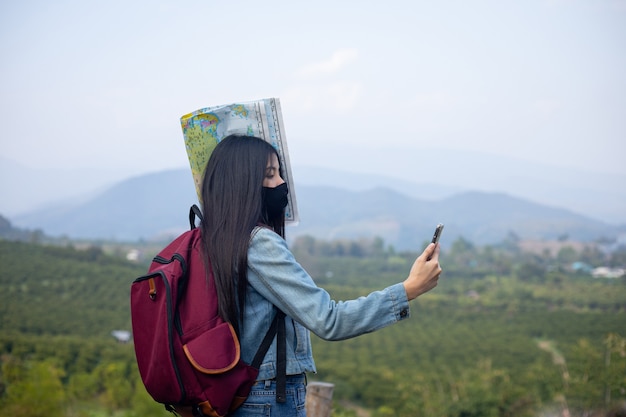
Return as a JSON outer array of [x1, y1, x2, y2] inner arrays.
[[0, 240, 143, 337], [8, 169, 623, 250], [1, 239, 625, 416]]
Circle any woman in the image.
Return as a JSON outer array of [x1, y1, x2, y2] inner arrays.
[[200, 134, 441, 416]]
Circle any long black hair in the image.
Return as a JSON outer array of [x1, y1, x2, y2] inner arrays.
[[200, 134, 286, 336]]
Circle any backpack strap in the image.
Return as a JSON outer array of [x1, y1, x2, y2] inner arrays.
[[189, 205, 203, 230], [250, 310, 287, 403], [275, 310, 287, 402]]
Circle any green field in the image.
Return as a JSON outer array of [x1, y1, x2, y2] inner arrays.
[[1, 237, 625, 417]]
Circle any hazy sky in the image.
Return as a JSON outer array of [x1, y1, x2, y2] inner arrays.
[[1, 0, 625, 188]]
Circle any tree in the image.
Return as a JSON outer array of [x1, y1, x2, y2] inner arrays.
[[292, 235, 317, 257], [579, 245, 606, 267], [501, 231, 521, 253], [609, 247, 626, 268], [99, 361, 133, 409], [1, 359, 66, 417], [603, 333, 626, 409], [448, 237, 477, 267], [556, 246, 578, 266], [516, 261, 546, 283]]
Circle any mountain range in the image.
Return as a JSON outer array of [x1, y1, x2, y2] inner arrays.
[[7, 167, 624, 250]]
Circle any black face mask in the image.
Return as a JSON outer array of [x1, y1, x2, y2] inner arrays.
[[262, 182, 289, 218]]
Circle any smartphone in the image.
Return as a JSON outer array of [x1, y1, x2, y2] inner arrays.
[[431, 223, 444, 245], [428, 223, 444, 261]]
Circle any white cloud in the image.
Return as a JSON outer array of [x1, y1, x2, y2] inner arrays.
[[297, 48, 359, 78], [282, 81, 363, 113]]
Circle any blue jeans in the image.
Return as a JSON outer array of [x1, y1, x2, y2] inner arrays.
[[230, 374, 307, 416]]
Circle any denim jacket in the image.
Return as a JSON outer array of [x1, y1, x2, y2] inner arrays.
[[238, 226, 411, 381]]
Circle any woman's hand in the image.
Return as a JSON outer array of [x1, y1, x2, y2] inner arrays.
[[403, 243, 442, 301]]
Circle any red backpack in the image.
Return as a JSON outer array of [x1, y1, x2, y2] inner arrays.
[[131, 206, 286, 417]]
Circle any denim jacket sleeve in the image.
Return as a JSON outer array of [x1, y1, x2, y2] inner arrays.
[[247, 227, 411, 341]]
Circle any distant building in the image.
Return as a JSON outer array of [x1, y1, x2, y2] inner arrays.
[[591, 267, 625, 279], [571, 262, 593, 274], [111, 330, 132, 343], [126, 249, 141, 262]]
